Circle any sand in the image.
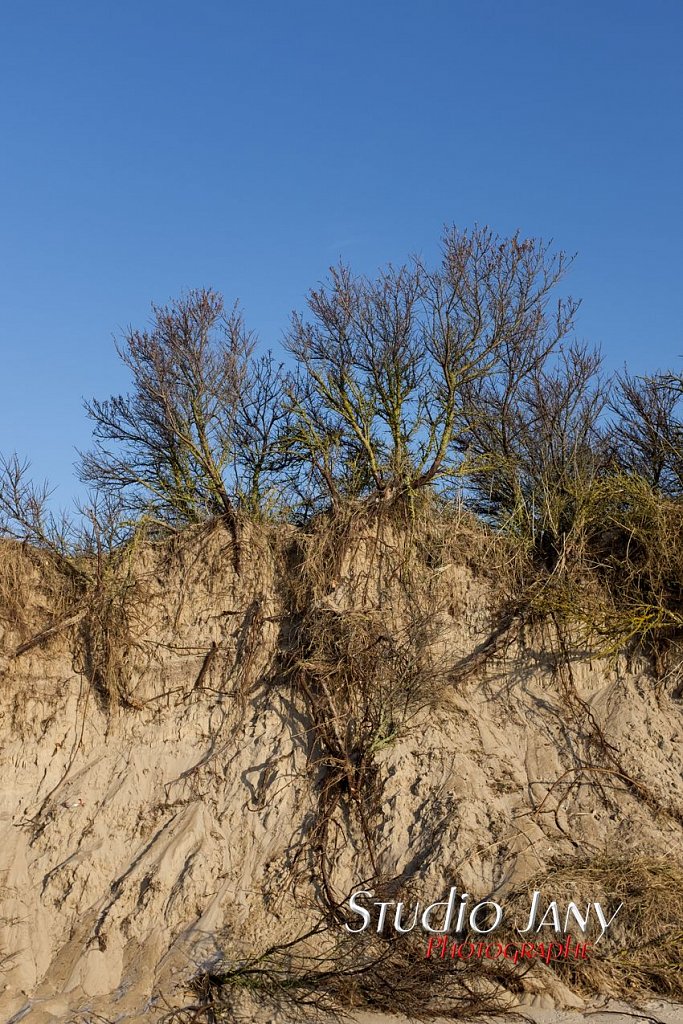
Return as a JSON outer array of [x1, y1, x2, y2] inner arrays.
[[1, 522, 682, 1021]]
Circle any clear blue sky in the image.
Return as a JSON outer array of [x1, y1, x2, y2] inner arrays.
[[1, 0, 682, 504]]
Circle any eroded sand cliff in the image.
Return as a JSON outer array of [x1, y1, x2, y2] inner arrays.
[[1, 520, 682, 1022]]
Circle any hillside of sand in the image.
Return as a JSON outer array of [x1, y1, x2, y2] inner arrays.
[[1, 518, 682, 1023]]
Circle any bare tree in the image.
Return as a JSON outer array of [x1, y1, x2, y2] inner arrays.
[[286, 262, 425, 508], [465, 340, 612, 566], [285, 227, 576, 511], [0, 453, 76, 556], [230, 351, 295, 519], [611, 371, 683, 496], [80, 288, 288, 531]]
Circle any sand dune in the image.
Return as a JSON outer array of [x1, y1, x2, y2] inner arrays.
[[1, 522, 682, 1021]]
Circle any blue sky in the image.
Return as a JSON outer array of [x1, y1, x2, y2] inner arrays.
[[1, 0, 682, 503]]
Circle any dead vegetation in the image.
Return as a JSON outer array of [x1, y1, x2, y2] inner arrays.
[[503, 855, 683, 1000], [6, 227, 683, 678], [276, 499, 465, 917], [171, 854, 683, 1022], [168, 919, 520, 1023], [0, 541, 69, 649], [0, 530, 147, 708]]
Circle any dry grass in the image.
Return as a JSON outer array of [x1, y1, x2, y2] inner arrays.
[[0, 532, 148, 708], [0, 539, 80, 652], [75, 557, 146, 707], [0, 542, 39, 643], [491, 475, 683, 667], [503, 854, 683, 1000]]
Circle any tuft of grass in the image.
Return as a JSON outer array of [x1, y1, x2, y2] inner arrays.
[[495, 474, 683, 667], [0, 530, 148, 708], [502, 854, 683, 1000], [0, 539, 80, 653]]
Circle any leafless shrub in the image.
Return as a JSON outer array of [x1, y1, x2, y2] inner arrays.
[[612, 371, 683, 496], [459, 339, 611, 564], [183, 919, 517, 1022], [0, 454, 86, 566], [0, 455, 148, 705], [286, 226, 575, 513], [80, 288, 289, 535]]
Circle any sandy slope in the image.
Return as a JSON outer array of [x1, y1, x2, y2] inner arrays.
[[354, 1007, 683, 1024], [1, 523, 682, 1021]]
